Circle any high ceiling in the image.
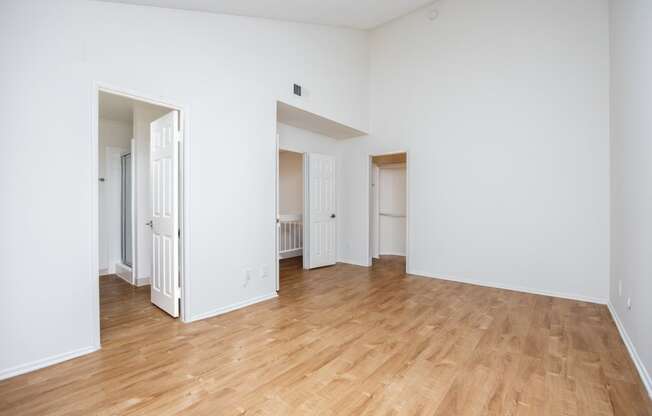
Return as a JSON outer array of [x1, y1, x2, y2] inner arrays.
[[101, 0, 432, 30]]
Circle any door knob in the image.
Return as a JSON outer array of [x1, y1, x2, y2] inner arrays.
[[146, 220, 153, 228], [331, 214, 336, 218]]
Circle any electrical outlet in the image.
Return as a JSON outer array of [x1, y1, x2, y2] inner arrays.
[[618, 280, 622, 297], [627, 297, 632, 310], [260, 265, 268, 279], [243, 269, 252, 287]]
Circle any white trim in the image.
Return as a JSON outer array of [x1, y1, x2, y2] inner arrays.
[[92, 82, 192, 331], [117, 273, 132, 285], [115, 263, 132, 284], [136, 277, 151, 287], [338, 258, 370, 267], [407, 268, 607, 305], [608, 303, 652, 399], [379, 251, 406, 257], [0, 346, 99, 381], [279, 213, 302, 222], [189, 292, 278, 322], [90, 85, 101, 350], [279, 249, 302, 259], [404, 153, 410, 273]]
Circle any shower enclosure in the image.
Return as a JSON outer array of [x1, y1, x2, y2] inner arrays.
[[121, 153, 133, 268]]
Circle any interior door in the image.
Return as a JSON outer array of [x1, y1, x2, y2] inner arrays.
[[306, 153, 336, 268], [275, 133, 280, 291], [150, 111, 180, 317]]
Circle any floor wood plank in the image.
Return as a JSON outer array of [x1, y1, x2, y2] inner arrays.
[[1, 256, 650, 415]]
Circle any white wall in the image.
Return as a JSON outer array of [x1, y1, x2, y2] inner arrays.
[[338, 0, 610, 301], [0, 0, 368, 378], [609, 0, 652, 396], [278, 122, 341, 155], [378, 164, 406, 256], [0, 0, 617, 382], [98, 119, 131, 273], [278, 151, 302, 215]]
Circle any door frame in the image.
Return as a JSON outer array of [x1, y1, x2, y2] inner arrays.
[[367, 151, 409, 272], [275, 140, 307, 289], [370, 162, 380, 260], [90, 82, 191, 350]]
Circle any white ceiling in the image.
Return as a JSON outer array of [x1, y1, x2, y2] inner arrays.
[[99, 91, 134, 124], [99, 91, 171, 124], [101, 0, 433, 30]]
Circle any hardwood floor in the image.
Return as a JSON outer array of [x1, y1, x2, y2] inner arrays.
[[1, 256, 650, 415]]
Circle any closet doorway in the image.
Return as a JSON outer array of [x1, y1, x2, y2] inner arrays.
[[369, 152, 408, 270]]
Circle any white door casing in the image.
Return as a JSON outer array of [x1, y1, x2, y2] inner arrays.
[[305, 153, 336, 269], [150, 111, 180, 317], [372, 163, 380, 259]]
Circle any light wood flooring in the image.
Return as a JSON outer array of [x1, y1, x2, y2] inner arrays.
[[1, 256, 650, 415]]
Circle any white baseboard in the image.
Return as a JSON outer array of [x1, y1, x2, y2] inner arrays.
[[0, 346, 99, 381], [99, 268, 110, 276], [407, 269, 607, 305], [190, 292, 278, 322], [135, 277, 151, 287], [115, 263, 132, 284], [279, 249, 302, 259], [379, 252, 406, 257], [607, 303, 652, 399], [338, 258, 371, 267]]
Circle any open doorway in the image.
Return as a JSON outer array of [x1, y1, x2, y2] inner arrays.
[[275, 102, 356, 291], [97, 88, 185, 340], [276, 149, 305, 290], [278, 149, 305, 261], [369, 152, 408, 270]]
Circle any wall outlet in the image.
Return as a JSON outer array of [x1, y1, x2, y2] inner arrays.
[[260, 265, 268, 279], [627, 297, 632, 310], [243, 269, 252, 287], [618, 280, 622, 296]]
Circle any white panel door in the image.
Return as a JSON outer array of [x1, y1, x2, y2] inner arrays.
[[307, 153, 336, 268], [275, 133, 280, 291], [150, 111, 180, 317]]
